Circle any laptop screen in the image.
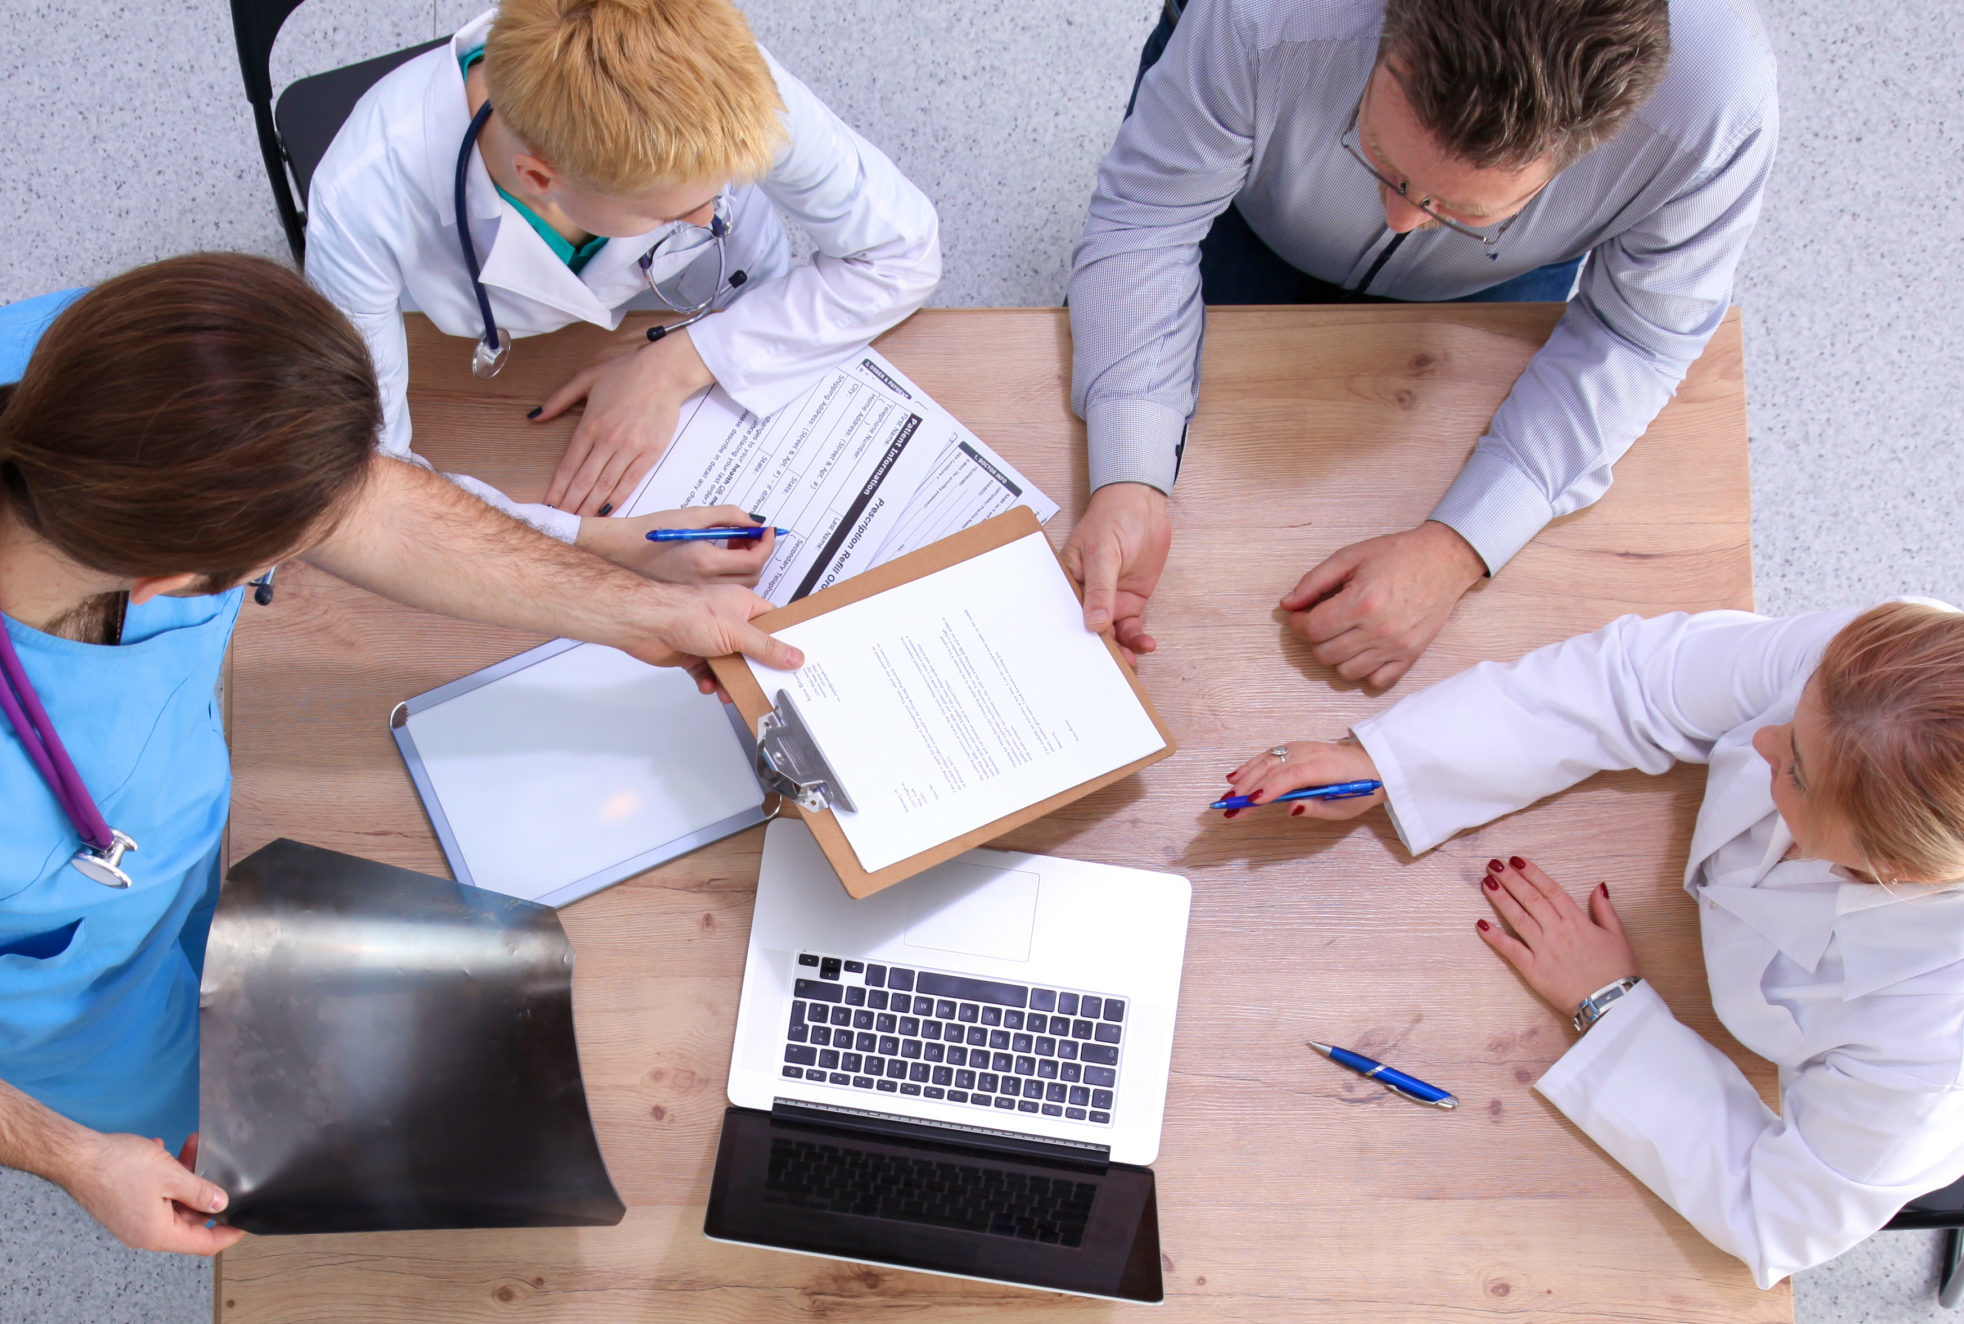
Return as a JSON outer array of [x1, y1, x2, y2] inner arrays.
[[705, 1108, 1163, 1303]]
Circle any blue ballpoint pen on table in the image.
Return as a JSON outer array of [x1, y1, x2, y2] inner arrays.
[[1309, 1041, 1457, 1110], [1209, 779, 1381, 811], [646, 526, 791, 542]]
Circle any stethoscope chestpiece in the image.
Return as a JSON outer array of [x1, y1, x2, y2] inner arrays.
[[471, 336, 510, 380], [71, 829, 137, 889]]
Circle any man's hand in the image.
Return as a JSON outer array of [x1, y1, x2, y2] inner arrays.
[[577, 505, 775, 586], [623, 582, 803, 694], [1280, 520, 1487, 689], [1218, 740, 1384, 821], [538, 330, 715, 518], [57, 1131, 245, 1257], [1476, 856, 1638, 1018], [1060, 483, 1171, 664]]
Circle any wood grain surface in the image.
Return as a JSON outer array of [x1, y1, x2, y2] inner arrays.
[[217, 305, 1779, 1323]]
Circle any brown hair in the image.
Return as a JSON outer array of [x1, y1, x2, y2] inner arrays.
[[1813, 603, 1964, 885], [485, 0, 785, 195], [0, 253, 378, 589], [1378, 0, 1671, 170]]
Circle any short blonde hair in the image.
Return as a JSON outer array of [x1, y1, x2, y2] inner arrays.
[[484, 0, 785, 195], [1814, 602, 1964, 884]]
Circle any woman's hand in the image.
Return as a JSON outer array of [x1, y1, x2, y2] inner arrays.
[[577, 505, 776, 586], [538, 330, 715, 517], [1220, 740, 1385, 820], [59, 1131, 245, 1256], [1476, 856, 1639, 1018]]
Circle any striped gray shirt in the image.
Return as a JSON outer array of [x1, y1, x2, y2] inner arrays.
[[1069, 0, 1777, 571]]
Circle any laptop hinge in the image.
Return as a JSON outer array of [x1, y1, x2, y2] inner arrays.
[[771, 1098, 1113, 1166]]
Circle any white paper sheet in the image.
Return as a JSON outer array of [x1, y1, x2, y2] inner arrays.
[[404, 644, 761, 902], [744, 532, 1166, 872], [624, 350, 1056, 606]]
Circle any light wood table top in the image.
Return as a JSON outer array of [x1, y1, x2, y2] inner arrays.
[[219, 305, 1776, 1323]]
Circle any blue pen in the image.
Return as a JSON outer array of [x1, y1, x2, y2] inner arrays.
[[1309, 1041, 1457, 1110], [645, 526, 791, 542], [1210, 779, 1381, 811]]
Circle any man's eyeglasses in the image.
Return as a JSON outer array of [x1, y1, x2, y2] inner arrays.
[[1337, 90, 1539, 247]]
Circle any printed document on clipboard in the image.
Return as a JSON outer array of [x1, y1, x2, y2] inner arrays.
[[620, 350, 1058, 605], [392, 351, 1058, 908]]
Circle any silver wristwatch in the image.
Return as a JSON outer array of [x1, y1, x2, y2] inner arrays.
[[1572, 977, 1641, 1033]]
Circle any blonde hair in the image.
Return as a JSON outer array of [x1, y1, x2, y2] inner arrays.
[[1813, 602, 1964, 885], [483, 0, 785, 195]]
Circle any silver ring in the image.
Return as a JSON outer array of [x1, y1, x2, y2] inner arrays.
[[1267, 745, 1291, 760]]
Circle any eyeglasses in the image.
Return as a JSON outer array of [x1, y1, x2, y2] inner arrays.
[[638, 194, 739, 315], [1337, 91, 1538, 247]]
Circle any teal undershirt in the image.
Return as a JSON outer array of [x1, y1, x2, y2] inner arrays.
[[460, 47, 609, 274]]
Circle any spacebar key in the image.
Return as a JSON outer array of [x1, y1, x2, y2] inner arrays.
[[915, 973, 1027, 1008]]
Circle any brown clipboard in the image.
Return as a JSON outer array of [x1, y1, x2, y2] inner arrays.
[[709, 507, 1176, 898]]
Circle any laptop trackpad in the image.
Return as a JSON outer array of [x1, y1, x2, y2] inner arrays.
[[903, 861, 1039, 964]]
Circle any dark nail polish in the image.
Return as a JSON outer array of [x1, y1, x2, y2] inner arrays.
[[1487, 858, 1504, 874], [1477, 919, 1491, 931], [748, 511, 768, 523], [1509, 856, 1527, 871], [1600, 882, 1610, 896], [1223, 808, 1240, 820], [1290, 805, 1305, 816], [598, 503, 613, 517], [1483, 876, 1498, 891], [526, 406, 543, 419]]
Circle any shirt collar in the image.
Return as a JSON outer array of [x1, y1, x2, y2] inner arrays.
[[423, 12, 500, 230]]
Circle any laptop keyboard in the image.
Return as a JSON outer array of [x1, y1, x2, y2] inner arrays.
[[764, 1135, 1096, 1246], [779, 952, 1127, 1126]]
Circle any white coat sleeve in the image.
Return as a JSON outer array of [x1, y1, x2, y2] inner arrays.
[[1351, 608, 1863, 854], [305, 176, 580, 542], [1536, 981, 1964, 1288], [686, 51, 942, 420]]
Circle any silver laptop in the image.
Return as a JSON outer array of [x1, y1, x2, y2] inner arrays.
[[708, 820, 1190, 1301]]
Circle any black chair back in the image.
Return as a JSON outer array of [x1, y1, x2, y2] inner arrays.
[[1889, 1172, 1964, 1232], [227, 0, 444, 262]]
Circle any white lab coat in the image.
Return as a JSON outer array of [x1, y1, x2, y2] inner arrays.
[[1352, 607, 1964, 1288], [305, 9, 942, 540]]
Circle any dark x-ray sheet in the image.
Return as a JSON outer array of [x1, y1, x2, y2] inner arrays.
[[197, 838, 626, 1234]]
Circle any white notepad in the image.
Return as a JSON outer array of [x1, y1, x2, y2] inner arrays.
[[392, 640, 765, 906]]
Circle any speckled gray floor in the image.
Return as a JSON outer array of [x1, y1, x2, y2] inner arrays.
[[0, 0, 1959, 1320]]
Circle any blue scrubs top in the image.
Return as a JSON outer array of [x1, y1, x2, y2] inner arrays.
[[1, 288, 236, 1151]]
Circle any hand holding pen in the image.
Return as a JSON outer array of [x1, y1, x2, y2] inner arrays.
[[1219, 740, 1386, 820]]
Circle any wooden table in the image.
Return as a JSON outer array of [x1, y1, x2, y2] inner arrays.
[[219, 305, 1776, 1322]]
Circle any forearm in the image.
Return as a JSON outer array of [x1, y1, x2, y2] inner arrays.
[[302, 456, 687, 653], [0, 1077, 89, 1186]]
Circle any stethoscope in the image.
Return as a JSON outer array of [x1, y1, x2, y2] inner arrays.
[[456, 101, 747, 380], [0, 621, 137, 887]]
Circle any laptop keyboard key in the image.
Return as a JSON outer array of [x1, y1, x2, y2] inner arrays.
[[1031, 989, 1057, 1012], [864, 964, 886, 988], [1095, 1023, 1122, 1043], [948, 1090, 968, 1103], [878, 1036, 899, 1056], [787, 1024, 809, 1043], [1022, 1079, 1045, 1100], [819, 958, 841, 981], [851, 1010, 872, 1030], [1046, 1082, 1068, 1103], [878, 1080, 899, 1092], [991, 1053, 1013, 1073], [958, 1003, 980, 1023], [829, 1072, 850, 1085], [818, 1049, 839, 1070], [935, 999, 957, 1019], [1061, 1062, 1082, 1083], [918, 1021, 941, 1042], [901, 1083, 922, 1097], [908, 1062, 931, 1083], [946, 1046, 967, 1066], [1103, 999, 1125, 1022], [798, 953, 819, 967], [1057, 1041, 1078, 1061], [853, 1076, 874, 1090], [1092, 1089, 1114, 1109], [1072, 1020, 1094, 1039], [885, 1060, 908, 1079], [1057, 993, 1080, 1016], [1035, 1037, 1057, 1056], [966, 1026, 988, 1046], [844, 985, 867, 1007], [887, 968, 915, 992], [1003, 1010, 1024, 1031], [931, 1066, 953, 1085], [808, 1027, 830, 1047], [923, 1042, 945, 1063], [1080, 1044, 1119, 1066], [1066, 1107, 1086, 1120], [855, 1033, 876, 1053], [789, 1002, 806, 1027], [867, 989, 889, 1010], [864, 1056, 884, 1074], [842, 1053, 863, 1073], [1089, 1110, 1111, 1124], [785, 1045, 817, 1066], [1011, 1033, 1033, 1053], [1084, 1066, 1117, 1087], [899, 1017, 919, 1036], [900, 1040, 922, 1060], [795, 979, 840, 1004], [783, 1066, 802, 1078], [988, 1030, 1010, 1050], [1015, 1056, 1036, 1076], [1041, 1104, 1063, 1117], [924, 1086, 944, 1099], [888, 995, 912, 1014], [981, 1007, 1002, 1027], [994, 1097, 1017, 1111], [978, 1073, 1000, 1093], [1018, 1100, 1039, 1114], [1068, 1086, 1089, 1106], [875, 1014, 896, 1034], [1080, 995, 1103, 1019], [1036, 1059, 1058, 1080]]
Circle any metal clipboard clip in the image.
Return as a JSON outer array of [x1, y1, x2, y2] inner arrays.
[[754, 689, 856, 815]]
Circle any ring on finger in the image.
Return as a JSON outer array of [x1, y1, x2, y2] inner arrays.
[[1267, 745, 1290, 760]]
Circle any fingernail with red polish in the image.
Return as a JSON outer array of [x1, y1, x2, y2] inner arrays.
[[1509, 856, 1527, 871], [1223, 808, 1240, 820], [1487, 858, 1504, 874], [1483, 876, 1498, 891], [1290, 805, 1305, 816], [1477, 919, 1491, 931], [1600, 882, 1610, 896]]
